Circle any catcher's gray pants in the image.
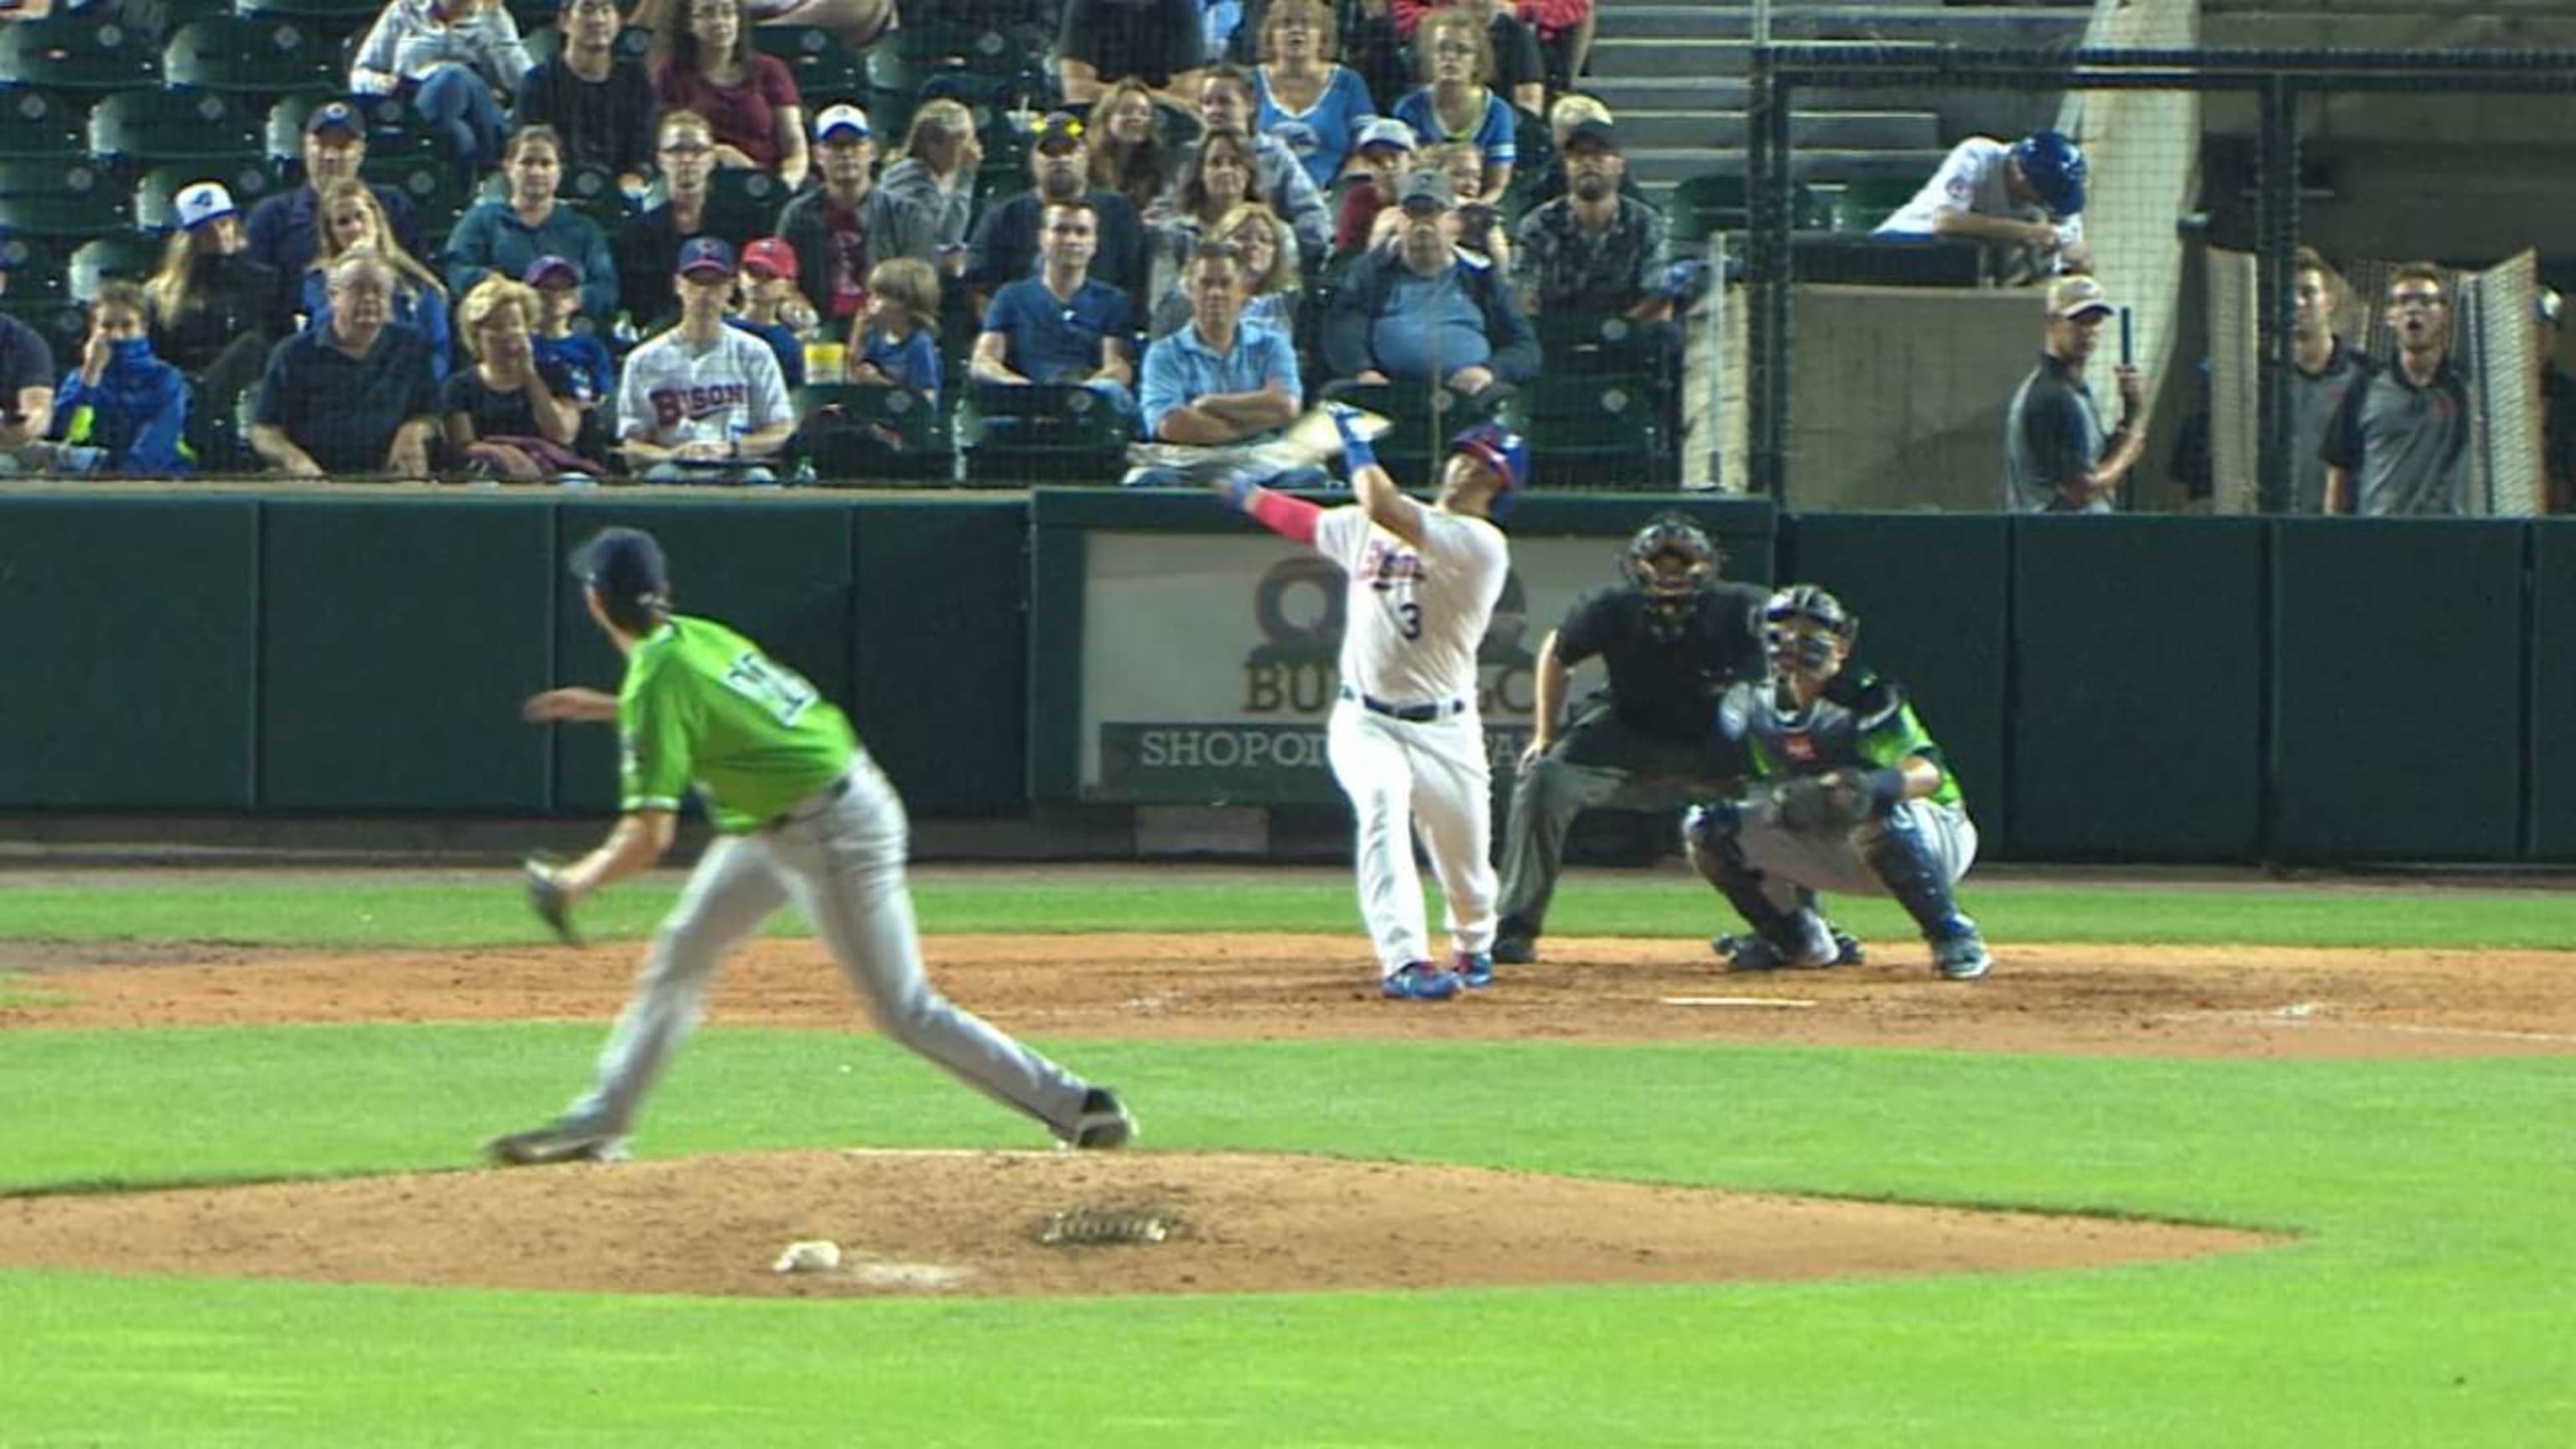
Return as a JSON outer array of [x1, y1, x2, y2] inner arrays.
[[1729, 798, 1980, 952], [1497, 706, 1737, 942], [565, 756, 1095, 1141]]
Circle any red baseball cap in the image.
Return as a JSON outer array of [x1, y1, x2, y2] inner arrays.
[[741, 237, 799, 279]]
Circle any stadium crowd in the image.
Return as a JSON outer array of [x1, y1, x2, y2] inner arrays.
[[0, 0, 1702, 486]]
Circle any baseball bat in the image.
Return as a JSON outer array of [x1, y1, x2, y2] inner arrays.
[[1129, 405, 1394, 486], [2119, 306, 2135, 367]]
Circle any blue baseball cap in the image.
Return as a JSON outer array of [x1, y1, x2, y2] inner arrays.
[[2011, 130, 2086, 217], [675, 236, 737, 279], [304, 101, 364, 139], [572, 527, 669, 605], [1450, 422, 1529, 514]]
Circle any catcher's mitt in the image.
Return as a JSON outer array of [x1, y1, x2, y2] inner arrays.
[[523, 855, 581, 946], [1758, 768, 1894, 832]]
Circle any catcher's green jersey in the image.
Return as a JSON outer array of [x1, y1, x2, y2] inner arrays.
[[618, 615, 856, 833], [1727, 671, 1966, 810]]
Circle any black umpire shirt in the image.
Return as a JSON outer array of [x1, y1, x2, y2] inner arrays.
[[1553, 582, 1770, 743]]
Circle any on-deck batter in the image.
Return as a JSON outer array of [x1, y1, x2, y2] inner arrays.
[[1206, 407, 1523, 1000]]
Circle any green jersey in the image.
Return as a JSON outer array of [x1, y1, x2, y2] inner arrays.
[[618, 615, 857, 833], [1722, 670, 1966, 811]]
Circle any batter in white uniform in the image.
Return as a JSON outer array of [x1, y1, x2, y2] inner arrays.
[[1207, 408, 1524, 1000]]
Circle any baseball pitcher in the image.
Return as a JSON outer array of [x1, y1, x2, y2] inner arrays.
[[489, 527, 1135, 1163], [1202, 407, 1521, 1001], [1682, 584, 1991, 981]]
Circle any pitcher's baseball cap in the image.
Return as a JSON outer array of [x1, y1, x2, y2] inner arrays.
[[174, 180, 238, 231], [1398, 169, 1454, 213], [573, 527, 669, 606], [2046, 274, 2115, 320], [304, 101, 363, 139], [522, 253, 582, 288], [676, 236, 737, 279], [741, 236, 799, 279], [813, 103, 870, 143], [1354, 117, 1418, 154]]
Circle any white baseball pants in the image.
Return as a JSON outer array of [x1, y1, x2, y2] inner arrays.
[[1326, 700, 1498, 974]]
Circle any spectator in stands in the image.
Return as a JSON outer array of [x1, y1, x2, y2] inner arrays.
[[1518, 91, 1639, 210], [1518, 0, 1592, 94], [1511, 117, 1667, 319], [1058, 0, 1209, 109], [515, 0, 658, 194], [1088, 79, 1182, 217], [525, 254, 618, 452], [1393, 10, 1515, 203], [1394, 0, 1545, 116], [729, 236, 812, 387], [1253, 0, 1379, 192], [444, 126, 621, 320], [1151, 199, 1296, 338], [1335, 117, 1416, 256], [1428, 142, 1509, 269], [617, 110, 766, 331], [445, 276, 589, 478], [776, 105, 943, 333], [1874, 130, 2090, 278], [970, 198, 1138, 409], [878, 99, 982, 276], [616, 237, 796, 480], [350, 0, 536, 184], [1322, 169, 1535, 398], [247, 103, 428, 284], [1149, 130, 1260, 303], [46, 282, 189, 476], [2002, 275, 2145, 514], [650, 0, 810, 189], [848, 256, 943, 406], [0, 242, 55, 475], [1130, 242, 1315, 487], [2537, 286, 2575, 514], [302, 180, 455, 383], [2285, 245, 2367, 516], [251, 253, 441, 479], [966, 113, 1148, 309], [2322, 264, 2470, 517], [1181, 65, 1332, 262], [636, 0, 896, 55], [144, 183, 292, 465]]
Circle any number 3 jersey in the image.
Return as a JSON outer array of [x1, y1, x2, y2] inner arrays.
[[1312, 505, 1510, 707], [1718, 670, 1966, 810], [618, 615, 857, 832]]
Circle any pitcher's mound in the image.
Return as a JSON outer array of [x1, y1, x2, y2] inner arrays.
[[0, 1151, 2274, 1298]]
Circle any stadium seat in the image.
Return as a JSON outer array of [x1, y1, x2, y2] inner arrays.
[[1832, 178, 1920, 235], [0, 160, 133, 237], [136, 160, 279, 233], [797, 382, 955, 484], [163, 16, 343, 100], [0, 14, 161, 93], [0, 293, 89, 362], [1667, 174, 1745, 246], [558, 162, 638, 230], [0, 87, 89, 161], [955, 382, 1135, 487], [90, 87, 264, 169], [70, 232, 169, 300], [1534, 311, 1670, 379], [1507, 372, 1671, 489], [0, 232, 70, 301], [751, 25, 868, 102], [1320, 379, 1504, 482]]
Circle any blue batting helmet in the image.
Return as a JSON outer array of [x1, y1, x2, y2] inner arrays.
[[1449, 421, 1528, 518], [2011, 131, 2087, 217]]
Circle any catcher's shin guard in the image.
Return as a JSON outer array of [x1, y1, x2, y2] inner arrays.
[[1857, 812, 1971, 939], [1683, 802, 1812, 951]]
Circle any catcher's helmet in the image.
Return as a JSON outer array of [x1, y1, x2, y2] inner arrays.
[[1764, 584, 1858, 686], [1449, 421, 1529, 518], [2011, 130, 2086, 217]]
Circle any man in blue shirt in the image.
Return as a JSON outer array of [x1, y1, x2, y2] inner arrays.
[[964, 113, 1148, 311], [248, 254, 440, 478], [969, 198, 1137, 411], [1126, 242, 1317, 487], [1321, 169, 1537, 399], [244, 102, 428, 285]]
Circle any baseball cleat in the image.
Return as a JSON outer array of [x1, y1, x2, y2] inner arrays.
[[1711, 932, 1840, 973], [1455, 950, 1494, 989], [485, 1120, 628, 1166], [1382, 961, 1463, 1000], [1829, 928, 1867, 966], [1931, 918, 1992, 981], [1490, 936, 1537, 966], [1064, 1087, 1136, 1150]]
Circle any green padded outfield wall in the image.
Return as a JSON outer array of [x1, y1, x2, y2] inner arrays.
[[849, 498, 1029, 817], [0, 496, 261, 809], [2008, 517, 2267, 861], [1779, 515, 2012, 854], [2531, 521, 2575, 860], [2270, 520, 2526, 861]]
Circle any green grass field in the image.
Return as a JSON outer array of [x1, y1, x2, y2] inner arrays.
[[3, 874, 2572, 1446]]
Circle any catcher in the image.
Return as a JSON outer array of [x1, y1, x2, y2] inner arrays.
[[1682, 584, 1991, 981], [1493, 515, 1781, 966], [490, 526, 1135, 1164]]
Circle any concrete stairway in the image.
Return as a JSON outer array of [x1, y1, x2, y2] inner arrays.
[[1583, 2, 2096, 200]]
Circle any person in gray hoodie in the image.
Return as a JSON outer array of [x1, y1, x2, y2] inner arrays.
[[874, 98, 983, 279], [772, 104, 946, 333], [350, 0, 537, 180]]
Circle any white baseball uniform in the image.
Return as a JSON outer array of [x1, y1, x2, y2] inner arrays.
[[1872, 136, 2084, 266], [615, 323, 793, 451], [1311, 501, 1511, 974]]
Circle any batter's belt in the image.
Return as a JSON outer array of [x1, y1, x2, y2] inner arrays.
[[1339, 686, 1471, 724]]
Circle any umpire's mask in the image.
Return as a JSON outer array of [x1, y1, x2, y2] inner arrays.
[[1622, 515, 1717, 641]]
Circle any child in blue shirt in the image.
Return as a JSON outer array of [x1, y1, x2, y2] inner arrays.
[[850, 257, 943, 408], [524, 255, 617, 459], [49, 283, 190, 475]]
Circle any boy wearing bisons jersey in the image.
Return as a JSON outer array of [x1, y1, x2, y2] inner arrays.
[[1207, 407, 1520, 1000], [1683, 584, 1991, 981], [615, 237, 794, 483]]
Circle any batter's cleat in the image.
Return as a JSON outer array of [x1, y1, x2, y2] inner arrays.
[[1931, 918, 1992, 981], [1064, 1087, 1136, 1150], [1489, 936, 1537, 966], [1711, 932, 1840, 973], [485, 1120, 628, 1166], [1455, 950, 1495, 989], [1382, 960, 1463, 1000]]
